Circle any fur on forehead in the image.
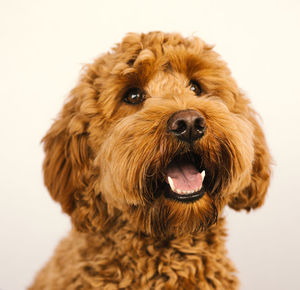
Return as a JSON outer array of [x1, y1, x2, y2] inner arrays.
[[89, 32, 244, 120]]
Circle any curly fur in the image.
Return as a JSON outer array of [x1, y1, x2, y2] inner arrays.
[[29, 32, 271, 289]]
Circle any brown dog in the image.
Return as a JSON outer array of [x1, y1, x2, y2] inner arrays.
[[30, 32, 271, 289]]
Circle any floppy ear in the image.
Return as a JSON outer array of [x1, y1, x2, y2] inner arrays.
[[42, 96, 91, 214], [42, 81, 110, 232], [228, 110, 271, 211]]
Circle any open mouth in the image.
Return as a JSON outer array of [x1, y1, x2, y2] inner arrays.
[[163, 153, 206, 203]]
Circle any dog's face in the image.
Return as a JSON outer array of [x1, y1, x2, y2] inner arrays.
[[43, 32, 271, 237]]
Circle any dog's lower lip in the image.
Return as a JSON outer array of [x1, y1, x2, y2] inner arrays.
[[164, 186, 205, 203]]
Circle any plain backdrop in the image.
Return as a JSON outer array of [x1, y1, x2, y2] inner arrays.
[[1, 0, 300, 289]]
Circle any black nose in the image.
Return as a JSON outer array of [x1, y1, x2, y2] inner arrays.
[[167, 109, 206, 143]]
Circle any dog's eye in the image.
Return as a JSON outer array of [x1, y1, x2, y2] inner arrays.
[[123, 88, 146, 105], [189, 80, 202, 96]]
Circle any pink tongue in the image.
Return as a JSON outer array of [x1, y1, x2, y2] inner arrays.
[[166, 160, 203, 192]]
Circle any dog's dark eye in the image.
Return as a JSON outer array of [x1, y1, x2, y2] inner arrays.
[[123, 88, 146, 105], [189, 80, 202, 96]]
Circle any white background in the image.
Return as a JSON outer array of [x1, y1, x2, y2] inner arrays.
[[1, 0, 299, 289]]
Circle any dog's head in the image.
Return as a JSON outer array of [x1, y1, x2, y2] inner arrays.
[[43, 32, 271, 237]]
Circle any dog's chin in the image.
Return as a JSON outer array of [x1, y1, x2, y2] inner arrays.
[[129, 192, 218, 239]]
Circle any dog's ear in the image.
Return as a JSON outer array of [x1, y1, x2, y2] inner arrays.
[[43, 80, 111, 233], [42, 96, 92, 215], [228, 110, 271, 211], [42, 65, 115, 233]]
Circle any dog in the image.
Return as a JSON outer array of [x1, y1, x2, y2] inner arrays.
[[29, 31, 271, 289]]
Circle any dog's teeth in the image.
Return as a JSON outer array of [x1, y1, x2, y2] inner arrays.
[[168, 176, 203, 194], [168, 176, 176, 192], [201, 170, 205, 180]]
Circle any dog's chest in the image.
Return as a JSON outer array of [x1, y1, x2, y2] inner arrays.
[[70, 223, 238, 289]]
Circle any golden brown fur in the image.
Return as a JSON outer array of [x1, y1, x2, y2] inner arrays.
[[30, 32, 271, 289]]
